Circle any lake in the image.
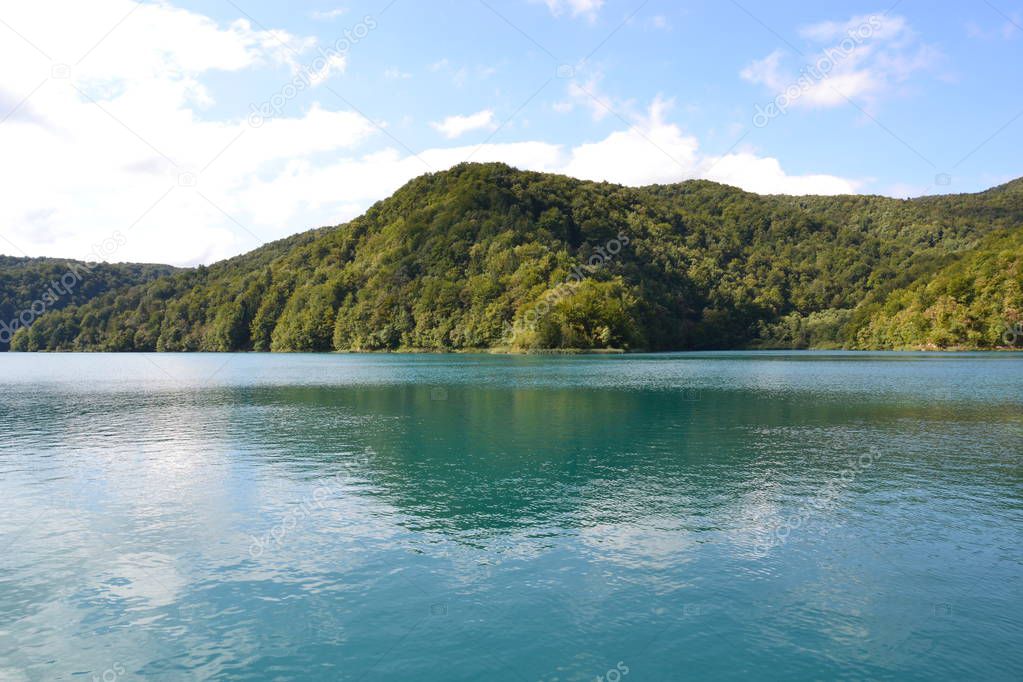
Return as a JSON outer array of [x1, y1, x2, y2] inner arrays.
[[0, 352, 1021, 680]]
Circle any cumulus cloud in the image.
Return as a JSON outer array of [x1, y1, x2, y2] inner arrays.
[[237, 96, 858, 233], [741, 13, 939, 110], [0, 0, 373, 265], [430, 109, 498, 139], [555, 96, 859, 193], [559, 96, 699, 184], [0, 1, 860, 267]]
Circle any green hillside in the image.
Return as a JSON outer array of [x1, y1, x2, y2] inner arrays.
[[0, 256, 177, 351], [7, 163, 1023, 352]]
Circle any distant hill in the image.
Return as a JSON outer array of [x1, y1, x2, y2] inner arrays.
[[0, 257, 177, 351], [7, 163, 1023, 352], [982, 177, 1023, 195]]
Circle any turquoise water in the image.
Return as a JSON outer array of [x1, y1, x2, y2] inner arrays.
[[0, 352, 1021, 681]]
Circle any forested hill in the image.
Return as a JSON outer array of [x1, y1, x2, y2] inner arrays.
[[7, 163, 1023, 352], [0, 257, 177, 351]]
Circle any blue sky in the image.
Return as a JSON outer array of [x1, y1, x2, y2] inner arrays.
[[1, 0, 1021, 265]]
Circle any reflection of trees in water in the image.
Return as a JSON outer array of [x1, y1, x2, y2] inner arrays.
[[226, 384, 1022, 542]]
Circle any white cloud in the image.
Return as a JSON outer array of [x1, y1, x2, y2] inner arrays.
[[740, 50, 786, 93], [0, 0, 373, 266], [741, 13, 939, 110], [966, 14, 1021, 41], [310, 7, 348, 21], [430, 109, 498, 139], [700, 153, 858, 195], [243, 97, 858, 234], [556, 96, 859, 193], [383, 67, 412, 80], [539, 0, 604, 22], [565, 71, 635, 122], [559, 96, 699, 184], [308, 53, 347, 85], [0, 1, 861, 268]]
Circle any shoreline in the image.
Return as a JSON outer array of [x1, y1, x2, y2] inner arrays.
[[3, 346, 1022, 355]]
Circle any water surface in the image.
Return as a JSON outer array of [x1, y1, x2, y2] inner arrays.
[[1, 352, 1021, 680]]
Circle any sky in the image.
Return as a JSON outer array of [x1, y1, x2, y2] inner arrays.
[[0, 0, 1021, 266]]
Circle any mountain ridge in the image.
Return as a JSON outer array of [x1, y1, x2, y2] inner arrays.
[[6, 162, 1022, 352]]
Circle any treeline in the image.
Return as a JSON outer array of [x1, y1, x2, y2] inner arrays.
[[0, 257, 176, 351], [6, 164, 1023, 352]]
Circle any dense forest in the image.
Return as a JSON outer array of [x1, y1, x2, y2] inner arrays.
[[4, 164, 1022, 352], [0, 256, 176, 351]]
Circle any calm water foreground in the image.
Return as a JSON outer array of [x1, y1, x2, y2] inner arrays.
[[0, 352, 1021, 681]]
